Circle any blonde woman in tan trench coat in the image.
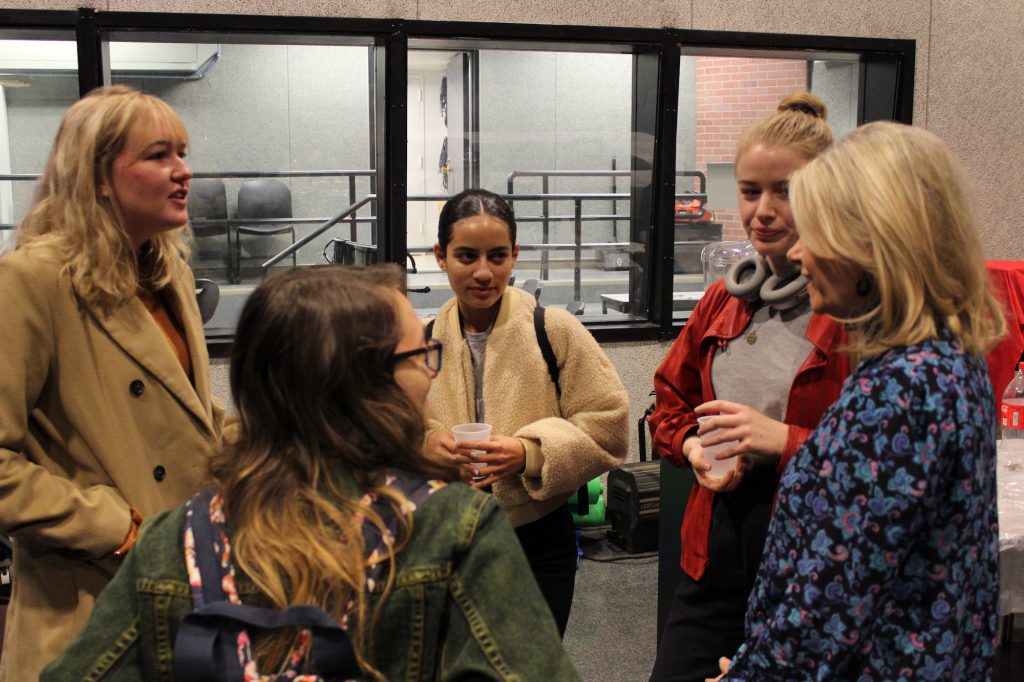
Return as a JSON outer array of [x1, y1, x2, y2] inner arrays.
[[0, 86, 222, 681]]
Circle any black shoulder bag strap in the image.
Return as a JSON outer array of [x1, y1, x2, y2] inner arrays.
[[532, 307, 590, 515], [426, 307, 560, 398], [176, 603, 359, 682], [533, 304, 561, 400]]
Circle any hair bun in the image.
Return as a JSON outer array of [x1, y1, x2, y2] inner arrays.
[[778, 92, 827, 121]]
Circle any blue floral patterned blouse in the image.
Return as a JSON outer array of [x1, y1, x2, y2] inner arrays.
[[726, 329, 1000, 681]]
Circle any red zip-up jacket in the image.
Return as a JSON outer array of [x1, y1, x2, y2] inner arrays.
[[649, 279, 850, 580]]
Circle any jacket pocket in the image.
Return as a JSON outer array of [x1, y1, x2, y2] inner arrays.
[[372, 569, 450, 681]]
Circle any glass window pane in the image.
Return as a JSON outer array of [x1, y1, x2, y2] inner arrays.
[[672, 51, 861, 321], [407, 43, 644, 322], [107, 34, 378, 336], [0, 34, 80, 253]]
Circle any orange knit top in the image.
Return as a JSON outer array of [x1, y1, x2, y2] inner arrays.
[[138, 289, 193, 381]]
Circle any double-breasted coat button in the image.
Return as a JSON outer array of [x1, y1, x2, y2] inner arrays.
[[129, 380, 145, 397], [153, 465, 166, 482]]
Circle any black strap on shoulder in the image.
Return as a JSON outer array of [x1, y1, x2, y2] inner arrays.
[[176, 602, 360, 682], [534, 305, 561, 399], [425, 307, 559, 398]]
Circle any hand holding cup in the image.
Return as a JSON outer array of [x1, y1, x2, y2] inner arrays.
[[451, 423, 492, 480], [696, 415, 740, 479]]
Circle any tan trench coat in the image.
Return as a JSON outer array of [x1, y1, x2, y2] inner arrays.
[[0, 244, 222, 681]]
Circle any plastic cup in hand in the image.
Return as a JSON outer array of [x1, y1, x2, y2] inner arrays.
[[452, 423, 492, 478], [696, 416, 738, 479]]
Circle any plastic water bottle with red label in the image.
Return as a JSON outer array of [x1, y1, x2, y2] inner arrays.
[[1001, 362, 1024, 456]]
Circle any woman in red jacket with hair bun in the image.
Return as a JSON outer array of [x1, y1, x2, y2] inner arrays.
[[648, 93, 850, 682]]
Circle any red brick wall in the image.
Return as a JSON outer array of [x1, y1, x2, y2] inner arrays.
[[691, 57, 807, 240]]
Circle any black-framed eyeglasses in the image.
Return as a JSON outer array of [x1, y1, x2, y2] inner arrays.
[[391, 338, 443, 374]]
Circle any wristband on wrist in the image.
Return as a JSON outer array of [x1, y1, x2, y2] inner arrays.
[[113, 507, 144, 558]]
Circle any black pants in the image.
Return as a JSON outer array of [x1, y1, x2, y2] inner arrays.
[[514, 502, 578, 637], [649, 467, 776, 682]]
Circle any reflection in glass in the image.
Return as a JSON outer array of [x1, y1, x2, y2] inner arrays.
[[110, 40, 376, 296], [0, 37, 80, 253], [672, 52, 861, 320], [407, 45, 641, 321]]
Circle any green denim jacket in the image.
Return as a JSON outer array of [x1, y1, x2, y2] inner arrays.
[[41, 482, 579, 681]]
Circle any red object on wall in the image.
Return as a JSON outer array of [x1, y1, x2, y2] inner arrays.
[[985, 260, 1024, 399]]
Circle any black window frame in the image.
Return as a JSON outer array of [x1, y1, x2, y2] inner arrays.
[[0, 9, 915, 345]]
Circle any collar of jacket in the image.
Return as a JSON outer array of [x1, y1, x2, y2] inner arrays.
[[72, 255, 216, 437], [701, 284, 839, 365]]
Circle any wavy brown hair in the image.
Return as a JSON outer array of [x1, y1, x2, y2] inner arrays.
[[17, 85, 190, 311], [209, 264, 455, 677]]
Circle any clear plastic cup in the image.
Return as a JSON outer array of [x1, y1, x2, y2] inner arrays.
[[696, 415, 739, 479], [452, 423, 492, 478]]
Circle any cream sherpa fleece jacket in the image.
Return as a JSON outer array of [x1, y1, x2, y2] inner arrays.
[[425, 287, 630, 527]]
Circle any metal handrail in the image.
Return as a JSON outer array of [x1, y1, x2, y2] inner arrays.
[[261, 191, 655, 302], [1, 169, 376, 236], [506, 169, 707, 193], [193, 170, 373, 179], [505, 169, 709, 279], [263, 194, 377, 269]]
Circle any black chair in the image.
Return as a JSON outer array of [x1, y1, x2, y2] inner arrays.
[[233, 179, 296, 282], [187, 178, 234, 282], [520, 278, 542, 302], [333, 239, 429, 294], [194, 278, 220, 325], [333, 238, 379, 267], [565, 301, 585, 316]]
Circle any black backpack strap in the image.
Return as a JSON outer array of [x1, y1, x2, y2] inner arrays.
[[531, 306, 589, 516], [176, 603, 360, 682], [433, 306, 557, 398], [533, 304, 561, 399]]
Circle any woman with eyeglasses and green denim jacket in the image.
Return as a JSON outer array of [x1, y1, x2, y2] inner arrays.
[[42, 265, 579, 681]]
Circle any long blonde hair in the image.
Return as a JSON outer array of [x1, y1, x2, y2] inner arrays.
[[735, 92, 833, 163], [17, 85, 190, 311], [209, 265, 455, 678], [790, 121, 1005, 357]]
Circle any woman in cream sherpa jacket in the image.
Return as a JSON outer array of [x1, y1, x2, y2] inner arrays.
[[425, 189, 629, 636]]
